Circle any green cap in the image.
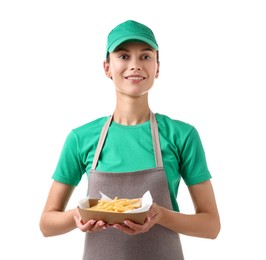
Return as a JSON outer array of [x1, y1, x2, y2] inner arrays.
[[106, 20, 159, 57]]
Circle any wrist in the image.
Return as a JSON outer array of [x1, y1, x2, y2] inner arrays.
[[153, 203, 164, 225]]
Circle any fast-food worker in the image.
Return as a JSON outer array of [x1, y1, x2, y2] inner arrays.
[[39, 20, 220, 260]]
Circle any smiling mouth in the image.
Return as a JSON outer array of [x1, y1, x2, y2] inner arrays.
[[125, 76, 145, 80]]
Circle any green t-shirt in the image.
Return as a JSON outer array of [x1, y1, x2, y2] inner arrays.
[[52, 113, 211, 211]]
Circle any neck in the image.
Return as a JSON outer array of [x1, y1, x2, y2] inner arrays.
[[113, 94, 151, 125]]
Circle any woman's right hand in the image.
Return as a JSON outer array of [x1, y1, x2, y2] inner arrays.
[[73, 211, 109, 233]]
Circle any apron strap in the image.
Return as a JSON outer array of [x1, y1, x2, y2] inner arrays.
[[150, 112, 163, 167], [91, 114, 113, 170], [91, 111, 163, 170]]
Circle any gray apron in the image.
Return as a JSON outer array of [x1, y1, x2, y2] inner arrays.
[[83, 112, 184, 260]]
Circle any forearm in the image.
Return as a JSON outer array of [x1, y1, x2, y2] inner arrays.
[[157, 206, 220, 239], [39, 208, 77, 237]]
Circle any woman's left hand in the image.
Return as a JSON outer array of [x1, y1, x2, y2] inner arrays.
[[112, 203, 161, 235]]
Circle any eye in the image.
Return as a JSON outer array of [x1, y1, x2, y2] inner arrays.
[[119, 54, 129, 60], [142, 55, 152, 60]]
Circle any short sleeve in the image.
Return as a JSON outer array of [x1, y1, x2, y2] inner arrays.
[[52, 131, 85, 186], [180, 127, 211, 186]]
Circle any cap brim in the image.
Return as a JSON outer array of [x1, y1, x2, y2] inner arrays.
[[108, 35, 158, 53]]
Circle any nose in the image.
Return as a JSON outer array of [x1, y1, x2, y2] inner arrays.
[[129, 57, 141, 71], [130, 65, 141, 71]]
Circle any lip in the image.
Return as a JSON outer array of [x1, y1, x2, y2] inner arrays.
[[125, 74, 146, 81]]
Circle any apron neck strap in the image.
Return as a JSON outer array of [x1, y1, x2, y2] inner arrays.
[[91, 111, 163, 170], [150, 111, 163, 168]]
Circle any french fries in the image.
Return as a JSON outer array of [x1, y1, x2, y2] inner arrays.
[[88, 197, 141, 213]]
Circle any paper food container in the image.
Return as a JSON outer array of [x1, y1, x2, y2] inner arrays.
[[78, 191, 152, 225]]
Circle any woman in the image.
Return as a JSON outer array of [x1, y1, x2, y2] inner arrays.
[[39, 20, 220, 259]]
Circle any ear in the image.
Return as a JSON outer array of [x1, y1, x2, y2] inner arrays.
[[103, 60, 112, 78], [155, 62, 160, 78]]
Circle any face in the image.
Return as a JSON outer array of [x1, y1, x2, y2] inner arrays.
[[104, 41, 160, 98]]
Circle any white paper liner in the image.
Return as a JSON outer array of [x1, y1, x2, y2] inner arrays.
[[78, 190, 153, 213]]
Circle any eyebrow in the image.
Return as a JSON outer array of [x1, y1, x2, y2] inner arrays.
[[114, 47, 154, 53]]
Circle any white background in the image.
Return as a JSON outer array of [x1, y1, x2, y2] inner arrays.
[[0, 0, 265, 259]]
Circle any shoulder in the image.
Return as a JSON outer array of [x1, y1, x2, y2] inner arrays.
[[155, 113, 195, 136], [155, 113, 204, 148], [62, 116, 110, 146], [71, 116, 110, 136]]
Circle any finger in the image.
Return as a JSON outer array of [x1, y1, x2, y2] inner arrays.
[[74, 217, 97, 232], [113, 224, 136, 235], [94, 220, 105, 229], [90, 220, 108, 232], [123, 220, 143, 231], [124, 217, 156, 233]]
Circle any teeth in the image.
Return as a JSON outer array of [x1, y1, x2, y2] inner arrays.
[[127, 77, 143, 80]]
